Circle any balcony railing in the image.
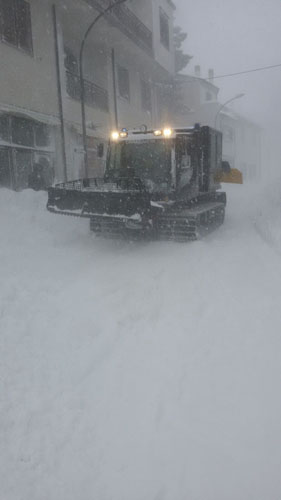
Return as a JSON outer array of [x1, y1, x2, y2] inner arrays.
[[66, 70, 109, 112], [113, 4, 152, 51], [88, 0, 153, 54]]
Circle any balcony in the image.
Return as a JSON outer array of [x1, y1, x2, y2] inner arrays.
[[87, 0, 153, 55], [66, 70, 109, 112]]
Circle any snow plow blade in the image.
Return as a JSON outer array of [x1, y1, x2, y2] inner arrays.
[[47, 178, 150, 218]]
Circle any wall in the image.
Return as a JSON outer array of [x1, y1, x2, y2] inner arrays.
[[0, 0, 59, 118]]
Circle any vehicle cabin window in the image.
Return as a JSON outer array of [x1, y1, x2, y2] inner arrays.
[[107, 140, 172, 193], [176, 137, 194, 190], [141, 79, 152, 112], [159, 8, 170, 50], [117, 66, 130, 101], [0, 0, 33, 54], [176, 137, 192, 168]]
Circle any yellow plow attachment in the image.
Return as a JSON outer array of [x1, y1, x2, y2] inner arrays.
[[215, 168, 243, 185]]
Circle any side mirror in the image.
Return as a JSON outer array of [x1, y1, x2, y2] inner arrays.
[[97, 143, 104, 158], [221, 160, 231, 173]]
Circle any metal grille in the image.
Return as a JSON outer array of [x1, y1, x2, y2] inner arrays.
[[66, 71, 109, 112], [113, 4, 153, 51], [54, 177, 144, 192], [90, 0, 153, 53], [54, 178, 106, 191]]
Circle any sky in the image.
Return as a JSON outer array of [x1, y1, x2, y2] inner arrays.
[[174, 0, 281, 130]]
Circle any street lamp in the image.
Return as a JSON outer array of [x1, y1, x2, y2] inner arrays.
[[214, 93, 245, 131], [79, 0, 129, 177]]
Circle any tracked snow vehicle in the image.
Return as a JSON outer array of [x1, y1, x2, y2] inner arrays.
[[47, 125, 228, 241]]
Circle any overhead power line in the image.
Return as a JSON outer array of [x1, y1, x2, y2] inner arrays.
[[206, 63, 281, 81]]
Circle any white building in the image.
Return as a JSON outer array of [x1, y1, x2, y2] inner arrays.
[[217, 109, 262, 180], [0, 0, 176, 189], [174, 69, 262, 180]]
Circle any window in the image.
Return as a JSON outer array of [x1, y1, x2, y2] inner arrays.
[[0, 147, 11, 188], [0, 114, 10, 142], [66, 71, 81, 101], [159, 8, 169, 50], [0, 0, 16, 45], [117, 66, 130, 101], [11, 116, 34, 146], [34, 122, 50, 147], [141, 79, 152, 112], [1, 115, 51, 148], [0, 0, 33, 53], [64, 47, 79, 75], [16, 0, 32, 51]]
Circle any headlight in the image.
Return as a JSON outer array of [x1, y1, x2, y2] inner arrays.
[[111, 131, 119, 141], [163, 128, 172, 137], [120, 131, 128, 138], [153, 129, 162, 136]]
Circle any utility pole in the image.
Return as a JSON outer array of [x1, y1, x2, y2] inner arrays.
[[79, 0, 129, 177]]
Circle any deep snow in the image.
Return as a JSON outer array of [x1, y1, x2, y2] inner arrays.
[[1, 182, 281, 500]]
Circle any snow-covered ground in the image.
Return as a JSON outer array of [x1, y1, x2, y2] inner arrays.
[[1, 181, 281, 500]]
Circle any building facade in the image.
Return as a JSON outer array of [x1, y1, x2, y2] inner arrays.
[[0, 0, 176, 189]]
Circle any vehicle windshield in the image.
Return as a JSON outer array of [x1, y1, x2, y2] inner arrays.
[[106, 139, 172, 193]]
